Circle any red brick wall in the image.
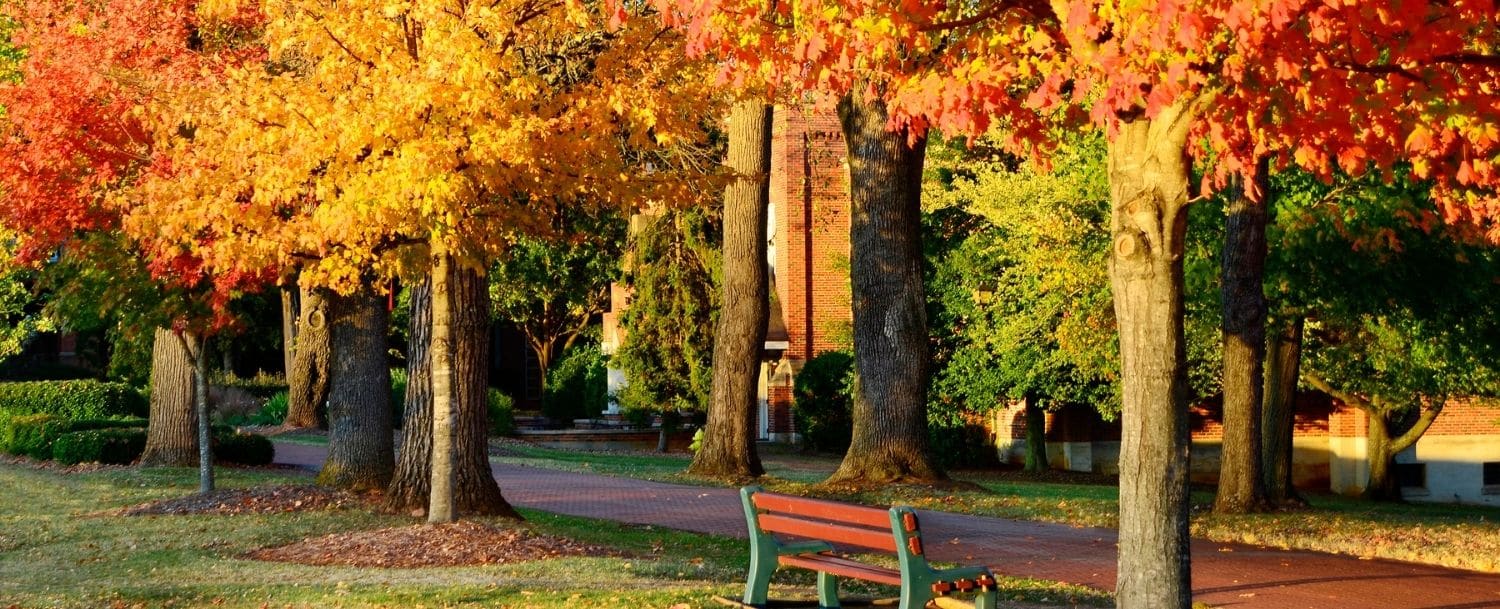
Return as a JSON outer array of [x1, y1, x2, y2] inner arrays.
[[771, 105, 852, 364]]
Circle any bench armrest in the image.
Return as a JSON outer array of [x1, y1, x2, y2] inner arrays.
[[776, 540, 835, 556]]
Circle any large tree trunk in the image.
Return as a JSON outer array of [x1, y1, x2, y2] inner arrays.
[[1023, 397, 1049, 472], [386, 269, 516, 519], [140, 327, 198, 467], [281, 286, 299, 377], [1261, 316, 1304, 505], [317, 284, 394, 491], [825, 90, 943, 486], [285, 285, 331, 428], [1215, 172, 1270, 514], [689, 100, 772, 480], [1107, 114, 1195, 609], [1365, 413, 1399, 500], [429, 252, 457, 522]]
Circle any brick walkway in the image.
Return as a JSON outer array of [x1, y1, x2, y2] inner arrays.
[[274, 442, 1500, 609]]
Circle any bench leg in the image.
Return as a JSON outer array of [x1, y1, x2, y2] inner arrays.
[[816, 571, 840, 608], [898, 584, 929, 609], [973, 588, 997, 609], [742, 555, 775, 607]]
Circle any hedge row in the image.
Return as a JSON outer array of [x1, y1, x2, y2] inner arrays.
[[0, 414, 273, 466], [0, 380, 148, 420]]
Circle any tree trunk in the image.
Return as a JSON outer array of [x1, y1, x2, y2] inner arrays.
[[429, 252, 456, 523], [689, 100, 772, 480], [1215, 171, 1270, 514], [386, 269, 516, 519], [286, 285, 331, 429], [1023, 398, 1049, 472], [317, 283, 394, 491], [1364, 413, 1399, 500], [281, 286, 299, 377], [825, 90, 943, 487], [189, 338, 214, 494], [1107, 115, 1195, 609], [140, 327, 198, 467], [1261, 316, 1304, 505]]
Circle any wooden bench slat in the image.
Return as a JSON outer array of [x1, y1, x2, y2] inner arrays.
[[779, 554, 904, 587], [756, 514, 900, 553], [752, 493, 892, 529]]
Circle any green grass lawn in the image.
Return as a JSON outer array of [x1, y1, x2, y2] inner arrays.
[[0, 461, 1108, 608], [489, 441, 1500, 574]]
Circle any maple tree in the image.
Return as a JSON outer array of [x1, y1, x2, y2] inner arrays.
[[134, 0, 724, 517], [661, 0, 1499, 604]]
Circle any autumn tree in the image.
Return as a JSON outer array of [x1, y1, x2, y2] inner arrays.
[[137, 0, 723, 515], [662, 0, 1499, 604]]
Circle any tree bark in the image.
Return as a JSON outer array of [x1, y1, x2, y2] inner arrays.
[[281, 286, 299, 377], [1023, 398, 1049, 472], [1107, 113, 1195, 609], [1215, 170, 1270, 514], [825, 90, 943, 487], [285, 285, 331, 429], [316, 283, 394, 491], [1304, 374, 1444, 501], [429, 252, 457, 522], [186, 337, 214, 494], [140, 327, 198, 467], [689, 100, 772, 480], [386, 269, 516, 519], [1261, 316, 1304, 505]]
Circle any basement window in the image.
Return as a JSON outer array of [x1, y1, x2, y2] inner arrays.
[[1395, 463, 1427, 491], [1485, 462, 1500, 495]]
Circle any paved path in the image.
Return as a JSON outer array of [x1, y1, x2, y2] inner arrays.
[[274, 442, 1500, 609]]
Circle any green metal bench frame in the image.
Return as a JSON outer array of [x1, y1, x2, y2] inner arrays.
[[739, 486, 998, 609]]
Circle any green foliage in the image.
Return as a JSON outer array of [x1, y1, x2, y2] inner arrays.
[[487, 388, 515, 436], [1269, 171, 1500, 414], [390, 367, 408, 428], [621, 406, 654, 430], [214, 432, 275, 465], [542, 345, 609, 422], [490, 208, 627, 376], [614, 207, 720, 415], [51, 428, 147, 465], [210, 371, 289, 399], [0, 413, 68, 458], [0, 260, 54, 364], [924, 135, 1120, 420], [222, 390, 289, 427], [791, 351, 855, 453], [0, 380, 148, 419]]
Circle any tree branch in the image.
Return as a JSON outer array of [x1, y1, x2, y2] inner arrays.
[[1391, 399, 1446, 454], [1305, 372, 1374, 412]]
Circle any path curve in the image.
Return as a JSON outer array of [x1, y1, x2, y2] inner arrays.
[[273, 442, 1500, 609]]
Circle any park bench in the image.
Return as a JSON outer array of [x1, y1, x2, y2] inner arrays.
[[737, 486, 998, 609]]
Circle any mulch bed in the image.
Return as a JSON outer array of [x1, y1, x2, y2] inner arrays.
[[0, 453, 132, 475], [118, 484, 365, 516], [246, 520, 616, 568]]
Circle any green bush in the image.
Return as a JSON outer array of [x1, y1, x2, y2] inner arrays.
[[214, 432, 274, 465], [223, 391, 288, 427], [51, 428, 147, 465], [487, 388, 515, 437], [0, 380, 148, 420], [390, 368, 408, 428], [792, 351, 856, 454], [541, 347, 609, 423], [210, 371, 289, 399], [622, 406, 654, 430], [0, 413, 70, 458]]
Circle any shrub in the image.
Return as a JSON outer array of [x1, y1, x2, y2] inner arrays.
[[487, 388, 515, 437], [792, 351, 856, 454], [222, 391, 289, 427], [0, 380, 148, 420], [0, 413, 70, 458], [390, 368, 408, 428], [541, 347, 608, 423], [622, 406, 654, 430], [52, 428, 147, 465], [214, 432, 275, 465], [210, 371, 289, 399]]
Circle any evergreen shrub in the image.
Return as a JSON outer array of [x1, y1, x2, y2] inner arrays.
[[214, 432, 275, 465], [541, 347, 608, 423], [0, 380, 148, 420], [791, 351, 856, 453], [487, 388, 515, 436], [52, 428, 147, 465]]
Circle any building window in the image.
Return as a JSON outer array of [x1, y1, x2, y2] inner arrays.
[[1484, 462, 1500, 494], [1395, 463, 1427, 490]]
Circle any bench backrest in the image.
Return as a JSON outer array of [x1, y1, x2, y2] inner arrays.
[[741, 487, 926, 558]]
